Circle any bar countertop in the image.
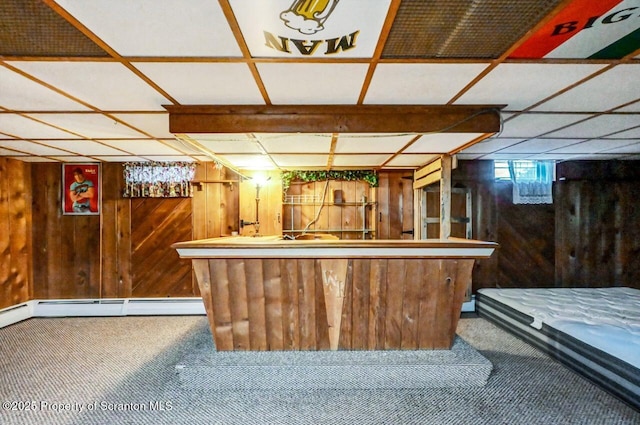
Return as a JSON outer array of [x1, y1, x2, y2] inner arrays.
[[172, 236, 498, 259]]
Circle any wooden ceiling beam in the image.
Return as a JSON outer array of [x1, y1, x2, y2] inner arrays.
[[165, 105, 504, 134]]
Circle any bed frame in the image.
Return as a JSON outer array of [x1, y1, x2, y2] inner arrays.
[[477, 289, 640, 411]]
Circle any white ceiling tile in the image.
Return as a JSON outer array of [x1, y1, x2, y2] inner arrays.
[[56, 0, 241, 57], [561, 153, 627, 160], [455, 153, 483, 160], [0, 114, 77, 139], [0, 66, 90, 111], [93, 156, 149, 162], [0, 140, 75, 156], [385, 154, 439, 167], [111, 113, 172, 138], [8, 62, 169, 111], [29, 114, 147, 139], [230, 0, 391, 58], [193, 156, 213, 162], [365, 64, 488, 104], [335, 134, 414, 153], [616, 100, 640, 112], [460, 137, 524, 153], [545, 115, 640, 138], [455, 64, 606, 111], [601, 142, 640, 154], [271, 154, 329, 167], [136, 156, 196, 162], [257, 63, 368, 104], [480, 153, 535, 160], [38, 140, 129, 156], [216, 154, 276, 169], [533, 65, 640, 112], [527, 153, 580, 161], [404, 133, 482, 154], [98, 139, 184, 155], [185, 133, 254, 141], [547, 139, 638, 154], [500, 113, 591, 137], [259, 134, 332, 153], [0, 147, 22, 156], [196, 139, 263, 154], [11, 156, 60, 162], [498, 138, 588, 153], [135, 63, 264, 104], [51, 156, 101, 162], [604, 125, 640, 139], [332, 154, 391, 167]]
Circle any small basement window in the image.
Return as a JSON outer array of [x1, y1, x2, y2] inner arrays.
[[495, 160, 555, 204]]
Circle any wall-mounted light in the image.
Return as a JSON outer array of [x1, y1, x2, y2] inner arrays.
[[240, 175, 272, 237]]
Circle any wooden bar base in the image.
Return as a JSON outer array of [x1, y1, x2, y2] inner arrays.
[[174, 237, 497, 351]]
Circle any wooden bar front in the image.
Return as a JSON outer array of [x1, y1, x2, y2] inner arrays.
[[173, 237, 497, 351]]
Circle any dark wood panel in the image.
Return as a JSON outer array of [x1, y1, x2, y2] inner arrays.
[[376, 171, 413, 240], [32, 163, 100, 299], [101, 163, 131, 298], [555, 179, 640, 289], [131, 197, 193, 297], [496, 183, 555, 288], [0, 159, 32, 309]]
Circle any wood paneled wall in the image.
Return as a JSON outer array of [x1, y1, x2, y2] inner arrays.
[[192, 163, 240, 239], [31, 162, 206, 300], [496, 183, 555, 288], [555, 161, 640, 288], [452, 161, 499, 291], [32, 163, 101, 299], [0, 158, 32, 309], [6, 158, 638, 307], [377, 171, 414, 240]]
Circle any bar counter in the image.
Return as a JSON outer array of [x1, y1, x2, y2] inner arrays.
[[173, 236, 497, 352]]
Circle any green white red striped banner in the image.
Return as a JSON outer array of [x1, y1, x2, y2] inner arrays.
[[510, 0, 640, 59]]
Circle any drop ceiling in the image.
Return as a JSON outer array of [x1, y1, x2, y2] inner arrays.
[[1, 0, 639, 170]]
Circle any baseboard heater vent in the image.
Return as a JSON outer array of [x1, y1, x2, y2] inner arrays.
[[25, 298, 206, 321], [0, 302, 33, 328]]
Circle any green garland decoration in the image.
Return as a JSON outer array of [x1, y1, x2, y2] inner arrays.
[[281, 170, 378, 193]]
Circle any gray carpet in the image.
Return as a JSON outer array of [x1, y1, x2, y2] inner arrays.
[[1, 315, 639, 425]]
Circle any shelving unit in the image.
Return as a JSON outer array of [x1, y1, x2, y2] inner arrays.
[[282, 183, 376, 240]]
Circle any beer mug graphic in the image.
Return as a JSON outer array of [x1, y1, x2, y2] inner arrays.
[[280, 0, 340, 35]]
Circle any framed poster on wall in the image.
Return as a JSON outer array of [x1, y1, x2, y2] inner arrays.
[[62, 163, 100, 215]]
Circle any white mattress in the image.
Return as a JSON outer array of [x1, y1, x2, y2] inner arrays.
[[478, 287, 640, 369]]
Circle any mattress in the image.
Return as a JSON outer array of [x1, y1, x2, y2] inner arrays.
[[476, 287, 640, 411]]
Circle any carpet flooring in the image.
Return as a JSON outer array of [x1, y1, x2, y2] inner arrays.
[[1, 315, 639, 425]]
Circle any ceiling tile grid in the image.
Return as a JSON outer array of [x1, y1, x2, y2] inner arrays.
[[0, 0, 638, 168], [54, 0, 242, 57]]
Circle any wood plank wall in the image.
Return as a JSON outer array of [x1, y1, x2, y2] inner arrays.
[[495, 182, 555, 288], [30, 162, 209, 300], [452, 161, 499, 291], [192, 163, 239, 239], [377, 171, 414, 240], [32, 163, 101, 299], [0, 158, 32, 309], [555, 161, 640, 288], [6, 158, 638, 307]]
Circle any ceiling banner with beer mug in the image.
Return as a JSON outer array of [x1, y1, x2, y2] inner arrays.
[[229, 0, 392, 58]]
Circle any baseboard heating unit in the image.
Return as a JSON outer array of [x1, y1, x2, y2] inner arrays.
[[0, 298, 206, 328]]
